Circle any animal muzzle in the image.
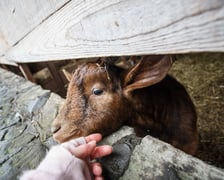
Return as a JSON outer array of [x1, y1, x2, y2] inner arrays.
[[51, 122, 84, 143]]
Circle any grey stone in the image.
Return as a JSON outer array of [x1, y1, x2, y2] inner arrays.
[[0, 68, 61, 179], [100, 134, 141, 180], [120, 136, 224, 180]]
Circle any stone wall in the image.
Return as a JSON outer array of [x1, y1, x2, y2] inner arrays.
[[0, 68, 63, 179], [0, 68, 223, 180]]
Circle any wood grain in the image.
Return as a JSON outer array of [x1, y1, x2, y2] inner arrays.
[[0, 55, 16, 65], [4, 0, 224, 63], [0, 0, 70, 56]]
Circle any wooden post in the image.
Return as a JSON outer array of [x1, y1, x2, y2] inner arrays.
[[18, 63, 36, 83], [46, 62, 64, 87]]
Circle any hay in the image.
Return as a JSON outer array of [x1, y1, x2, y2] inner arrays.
[[170, 53, 224, 168]]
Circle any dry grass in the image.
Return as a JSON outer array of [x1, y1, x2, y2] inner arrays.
[[170, 53, 224, 168]]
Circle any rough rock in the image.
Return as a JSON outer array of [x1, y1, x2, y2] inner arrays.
[[100, 132, 142, 180], [99, 127, 224, 180], [121, 135, 224, 180], [0, 68, 64, 179]]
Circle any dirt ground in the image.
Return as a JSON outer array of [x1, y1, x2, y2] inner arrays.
[[170, 53, 224, 168]]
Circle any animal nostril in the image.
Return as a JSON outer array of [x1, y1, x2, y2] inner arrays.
[[51, 125, 61, 134]]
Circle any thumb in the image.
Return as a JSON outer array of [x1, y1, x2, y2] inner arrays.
[[70, 140, 96, 159]]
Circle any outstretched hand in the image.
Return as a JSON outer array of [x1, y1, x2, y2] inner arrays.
[[20, 133, 112, 180], [61, 133, 112, 180]]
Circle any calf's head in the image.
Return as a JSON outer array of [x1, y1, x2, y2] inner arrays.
[[51, 55, 172, 143]]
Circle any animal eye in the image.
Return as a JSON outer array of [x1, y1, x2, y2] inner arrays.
[[92, 88, 104, 95]]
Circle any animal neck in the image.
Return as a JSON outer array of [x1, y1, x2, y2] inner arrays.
[[124, 79, 168, 135]]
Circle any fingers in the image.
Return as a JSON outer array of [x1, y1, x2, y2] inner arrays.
[[61, 134, 112, 180], [71, 142, 112, 160], [69, 141, 97, 159], [91, 163, 104, 180], [85, 133, 102, 143], [91, 162, 102, 176], [62, 133, 112, 160], [95, 177, 104, 180], [61, 137, 86, 151], [91, 145, 113, 159]]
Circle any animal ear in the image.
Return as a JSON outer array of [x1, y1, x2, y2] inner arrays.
[[123, 55, 173, 95], [62, 69, 73, 82]]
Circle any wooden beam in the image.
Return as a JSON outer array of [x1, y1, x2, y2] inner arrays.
[[0, 55, 17, 66], [18, 63, 36, 83], [5, 0, 224, 63], [46, 62, 64, 87], [0, 0, 71, 65], [0, 64, 9, 70], [0, 0, 70, 48]]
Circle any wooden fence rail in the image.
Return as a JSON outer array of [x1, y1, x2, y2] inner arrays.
[[0, 0, 224, 65]]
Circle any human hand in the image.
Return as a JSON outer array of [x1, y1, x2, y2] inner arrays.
[[20, 133, 112, 180], [61, 133, 112, 180]]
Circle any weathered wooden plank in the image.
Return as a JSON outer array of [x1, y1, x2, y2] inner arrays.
[[5, 0, 224, 63], [0, 0, 70, 56], [0, 30, 8, 57], [0, 55, 17, 66]]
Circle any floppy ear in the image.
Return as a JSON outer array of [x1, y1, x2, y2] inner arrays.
[[123, 55, 173, 95], [62, 69, 73, 82]]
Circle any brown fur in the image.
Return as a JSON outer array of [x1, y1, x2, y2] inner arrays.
[[52, 55, 198, 155]]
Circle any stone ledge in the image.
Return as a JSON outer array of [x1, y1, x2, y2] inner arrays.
[[100, 127, 224, 180]]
